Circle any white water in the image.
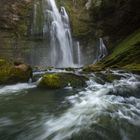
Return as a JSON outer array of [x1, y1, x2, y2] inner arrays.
[[36, 72, 140, 140], [98, 38, 108, 60], [44, 0, 74, 67], [31, 0, 106, 67], [0, 83, 36, 95], [76, 42, 82, 67], [94, 38, 108, 63], [0, 71, 140, 139]]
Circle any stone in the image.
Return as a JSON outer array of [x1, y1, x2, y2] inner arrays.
[[38, 73, 88, 89], [0, 59, 32, 85]]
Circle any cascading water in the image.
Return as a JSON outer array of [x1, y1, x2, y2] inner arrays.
[[76, 41, 81, 67], [31, 0, 107, 67], [44, 0, 74, 67], [94, 38, 108, 63], [0, 68, 140, 140], [99, 38, 108, 60]]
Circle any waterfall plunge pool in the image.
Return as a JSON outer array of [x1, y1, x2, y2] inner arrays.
[[0, 70, 140, 140]]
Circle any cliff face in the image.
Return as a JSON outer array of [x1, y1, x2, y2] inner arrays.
[[79, 0, 140, 73], [0, 0, 33, 59], [88, 0, 140, 71], [0, 0, 139, 43], [0, 0, 139, 71], [59, 0, 140, 43], [0, 0, 32, 37], [89, 0, 140, 43]]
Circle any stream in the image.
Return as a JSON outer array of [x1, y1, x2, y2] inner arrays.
[[0, 70, 140, 140]]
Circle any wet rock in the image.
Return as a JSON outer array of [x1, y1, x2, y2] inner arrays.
[[83, 64, 105, 73], [38, 73, 88, 89], [65, 67, 75, 72], [95, 71, 121, 83]]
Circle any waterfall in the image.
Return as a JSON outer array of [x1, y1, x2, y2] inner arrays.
[[31, 0, 102, 67], [94, 38, 108, 63], [98, 38, 107, 61], [76, 42, 81, 66], [98, 38, 108, 60], [45, 0, 74, 67]]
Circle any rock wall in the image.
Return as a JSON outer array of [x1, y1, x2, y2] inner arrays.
[[0, 0, 139, 69], [0, 0, 33, 60], [89, 0, 140, 44], [0, 0, 32, 37]]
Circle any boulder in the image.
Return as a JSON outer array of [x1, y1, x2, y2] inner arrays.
[[0, 59, 32, 84], [38, 73, 88, 89]]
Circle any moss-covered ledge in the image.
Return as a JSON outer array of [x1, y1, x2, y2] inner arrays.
[[82, 29, 140, 74]]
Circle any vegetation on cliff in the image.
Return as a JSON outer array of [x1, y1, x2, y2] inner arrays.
[[83, 29, 140, 74]]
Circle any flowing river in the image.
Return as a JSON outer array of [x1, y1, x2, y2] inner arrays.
[[0, 70, 140, 140]]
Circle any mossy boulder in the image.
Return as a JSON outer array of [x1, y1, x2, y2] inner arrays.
[[0, 59, 32, 84], [38, 73, 88, 89]]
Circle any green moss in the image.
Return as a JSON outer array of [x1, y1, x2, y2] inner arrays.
[[108, 30, 140, 59], [39, 74, 62, 89], [102, 29, 140, 68]]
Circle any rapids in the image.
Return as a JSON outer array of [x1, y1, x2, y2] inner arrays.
[[0, 70, 140, 140]]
